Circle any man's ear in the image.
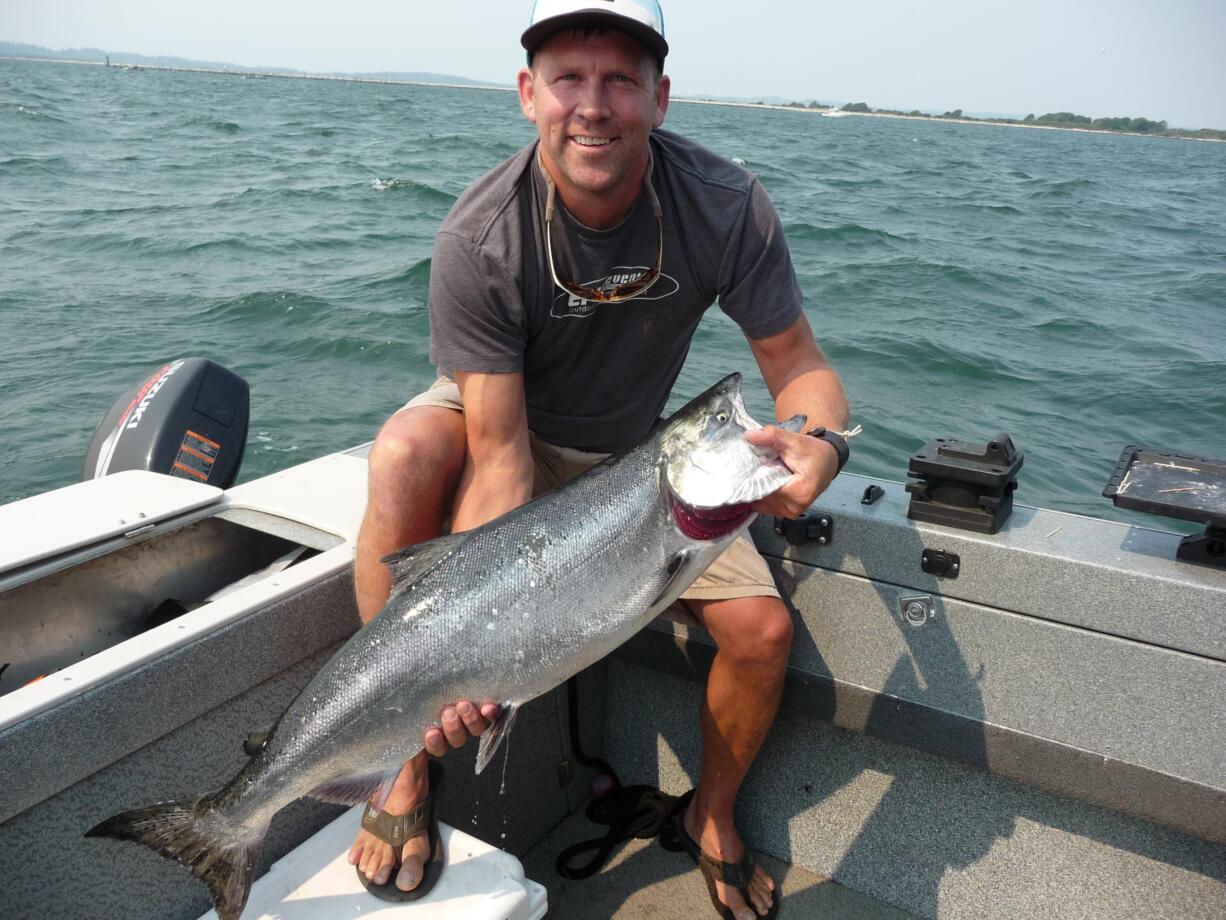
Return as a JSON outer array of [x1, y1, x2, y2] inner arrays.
[[517, 68, 537, 124], [653, 74, 671, 128]]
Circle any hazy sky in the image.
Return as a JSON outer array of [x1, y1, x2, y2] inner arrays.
[[5, 0, 1225, 128]]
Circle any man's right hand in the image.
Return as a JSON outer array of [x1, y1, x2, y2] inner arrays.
[[424, 700, 502, 756]]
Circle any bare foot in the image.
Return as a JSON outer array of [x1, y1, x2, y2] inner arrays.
[[345, 699, 497, 892], [683, 800, 776, 920], [347, 763, 431, 892]]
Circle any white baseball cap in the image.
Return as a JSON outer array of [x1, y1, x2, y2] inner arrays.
[[521, 0, 669, 61]]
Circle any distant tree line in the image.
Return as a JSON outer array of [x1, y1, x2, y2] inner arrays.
[[797, 99, 1226, 142]]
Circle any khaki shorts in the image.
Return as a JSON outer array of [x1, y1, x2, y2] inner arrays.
[[401, 376, 780, 606]]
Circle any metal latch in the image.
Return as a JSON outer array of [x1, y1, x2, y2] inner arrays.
[[774, 511, 833, 546], [900, 595, 936, 627]]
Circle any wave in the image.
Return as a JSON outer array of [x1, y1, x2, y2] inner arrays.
[[199, 289, 334, 323], [787, 222, 912, 249], [360, 257, 432, 296], [182, 115, 242, 134], [1025, 178, 1097, 199], [2, 102, 69, 124], [0, 154, 70, 175], [369, 176, 450, 201], [974, 203, 1024, 216]]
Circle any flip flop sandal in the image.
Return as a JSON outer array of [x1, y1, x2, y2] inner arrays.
[[669, 790, 780, 920], [357, 759, 445, 902]]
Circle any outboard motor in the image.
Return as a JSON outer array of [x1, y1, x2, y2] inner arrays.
[[82, 358, 249, 488]]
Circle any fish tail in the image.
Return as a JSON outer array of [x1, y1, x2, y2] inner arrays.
[[86, 794, 266, 920]]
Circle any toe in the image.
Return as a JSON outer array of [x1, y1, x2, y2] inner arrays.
[[371, 853, 393, 885], [748, 868, 776, 915], [395, 854, 423, 892], [717, 881, 757, 920]]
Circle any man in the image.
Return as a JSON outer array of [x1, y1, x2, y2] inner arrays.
[[347, 3, 850, 918]]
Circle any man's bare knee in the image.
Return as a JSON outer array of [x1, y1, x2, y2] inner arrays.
[[703, 596, 793, 671], [368, 407, 466, 493]]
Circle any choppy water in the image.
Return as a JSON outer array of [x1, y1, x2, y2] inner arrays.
[[2, 59, 1224, 531]]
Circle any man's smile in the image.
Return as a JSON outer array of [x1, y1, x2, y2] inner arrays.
[[571, 135, 614, 147]]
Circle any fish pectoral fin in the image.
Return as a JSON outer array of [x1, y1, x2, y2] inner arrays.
[[381, 532, 471, 599], [306, 770, 400, 808], [474, 702, 520, 776], [647, 551, 692, 614]]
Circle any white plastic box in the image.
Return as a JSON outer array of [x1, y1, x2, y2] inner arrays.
[[199, 806, 548, 919]]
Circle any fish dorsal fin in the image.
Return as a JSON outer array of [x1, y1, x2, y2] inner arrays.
[[381, 532, 470, 598], [475, 702, 520, 775]]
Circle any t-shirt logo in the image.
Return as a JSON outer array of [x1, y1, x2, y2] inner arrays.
[[550, 265, 680, 319]]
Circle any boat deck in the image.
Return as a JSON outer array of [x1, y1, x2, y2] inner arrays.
[[4, 450, 1224, 919], [523, 807, 918, 919]]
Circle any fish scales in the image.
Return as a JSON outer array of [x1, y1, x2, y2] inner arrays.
[[232, 446, 673, 829], [87, 372, 803, 920]]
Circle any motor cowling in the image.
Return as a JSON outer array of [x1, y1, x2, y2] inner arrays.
[[82, 358, 250, 488]]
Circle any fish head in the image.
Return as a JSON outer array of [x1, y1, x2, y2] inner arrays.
[[659, 374, 805, 537]]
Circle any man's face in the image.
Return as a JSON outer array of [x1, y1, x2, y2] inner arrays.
[[518, 30, 670, 213]]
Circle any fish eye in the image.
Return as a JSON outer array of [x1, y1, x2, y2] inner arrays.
[[716, 411, 729, 422]]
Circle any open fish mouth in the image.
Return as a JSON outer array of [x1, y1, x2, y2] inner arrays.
[[667, 490, 754, 540]]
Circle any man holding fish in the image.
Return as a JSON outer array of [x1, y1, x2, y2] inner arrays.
[[352, 3, 850, 918]]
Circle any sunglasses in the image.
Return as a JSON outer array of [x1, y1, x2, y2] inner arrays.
[[542, 152, 664, 304]]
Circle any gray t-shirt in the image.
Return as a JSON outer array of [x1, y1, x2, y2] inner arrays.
[[428, 129, 802, 452]]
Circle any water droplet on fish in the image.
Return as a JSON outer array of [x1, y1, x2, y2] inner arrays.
[[530, 580, 537, 587], [487, 622, 496, 630]]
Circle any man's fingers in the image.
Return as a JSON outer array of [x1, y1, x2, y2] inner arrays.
[[456, 700, 490, 735], [743, 426, 779, 448], [425, 701, 495, 752], [440, 707, 470, 748], [423, 726, 448, 757]]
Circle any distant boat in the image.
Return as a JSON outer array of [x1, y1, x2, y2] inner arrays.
[[821, 110, 849, 118]]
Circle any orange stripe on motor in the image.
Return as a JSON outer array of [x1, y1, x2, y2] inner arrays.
[[173, 461, 208, 481], [180, 445, 214, 463]]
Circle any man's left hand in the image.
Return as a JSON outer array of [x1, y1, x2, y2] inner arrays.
[[745, 425, 839, 519]]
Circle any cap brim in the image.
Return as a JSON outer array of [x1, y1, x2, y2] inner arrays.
[[521, 12, 669, 60]]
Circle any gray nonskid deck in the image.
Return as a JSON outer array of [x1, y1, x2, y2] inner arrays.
[[603, 657, 1226, 920], [523, 807, 919, 919]]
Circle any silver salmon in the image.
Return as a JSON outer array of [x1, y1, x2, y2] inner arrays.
[[86, 372, 804, 919]]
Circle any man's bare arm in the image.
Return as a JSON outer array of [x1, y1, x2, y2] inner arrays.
[[423, 370, 534, 752], [450, 370, 534, 532], [747, 313, 851, 519]]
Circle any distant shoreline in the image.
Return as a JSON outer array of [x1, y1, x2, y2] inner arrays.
[[5, 55, 1221, 145], [0, 54, 512, 94], [726, 103, 1226, 144]]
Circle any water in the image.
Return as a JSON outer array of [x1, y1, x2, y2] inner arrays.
[[2, 59, 1224, 531]]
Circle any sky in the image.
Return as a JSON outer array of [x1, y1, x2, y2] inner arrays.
[[4, 0, 1225, 129]]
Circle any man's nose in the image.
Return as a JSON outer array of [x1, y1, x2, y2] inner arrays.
[[576, 82, 611, 121]]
